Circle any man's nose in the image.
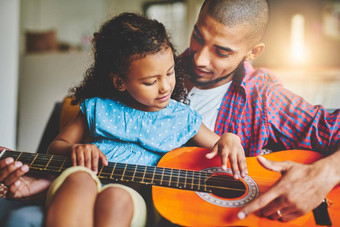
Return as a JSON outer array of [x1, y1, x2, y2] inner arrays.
[[194, 46, 210, 67]]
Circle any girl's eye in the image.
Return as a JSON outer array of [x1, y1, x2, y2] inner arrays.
[[143, 80, 156, 86], [166, 71, 175, 76]]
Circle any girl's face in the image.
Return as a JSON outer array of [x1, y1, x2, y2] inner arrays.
[[117, 47, 176, 112]]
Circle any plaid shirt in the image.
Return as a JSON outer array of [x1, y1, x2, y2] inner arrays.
[[180, 51, 340, 157]]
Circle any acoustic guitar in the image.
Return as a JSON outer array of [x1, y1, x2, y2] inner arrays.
[[0, 147, 339, 226]]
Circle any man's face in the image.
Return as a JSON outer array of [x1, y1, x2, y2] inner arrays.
[[189, 8, 253, 89]]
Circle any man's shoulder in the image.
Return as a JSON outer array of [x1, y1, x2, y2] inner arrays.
[[243, 62, 282, 86]]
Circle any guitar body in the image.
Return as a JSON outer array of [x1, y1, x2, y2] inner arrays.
[[152, 147, 340, 226]]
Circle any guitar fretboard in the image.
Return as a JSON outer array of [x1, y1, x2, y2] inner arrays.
[[0, 150, 212, 193]]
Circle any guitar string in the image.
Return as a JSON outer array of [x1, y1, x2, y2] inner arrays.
[[2, 152, 277, 187], [7, 156, 249, 192], [2, 153, 277, 187], [3, 152, 277, 188]]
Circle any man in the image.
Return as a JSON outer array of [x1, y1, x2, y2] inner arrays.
[[1, 0, 340, 225], [181, 0, 340, 222]]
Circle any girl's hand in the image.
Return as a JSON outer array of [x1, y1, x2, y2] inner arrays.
[[70, 144, 108, 174], [206, 133, 247, 179]]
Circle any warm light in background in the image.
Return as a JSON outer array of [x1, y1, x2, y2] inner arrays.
[[290, 14, 306, 65]]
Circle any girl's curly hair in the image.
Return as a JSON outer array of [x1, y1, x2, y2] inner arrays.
[[70, 12, 188, 105]]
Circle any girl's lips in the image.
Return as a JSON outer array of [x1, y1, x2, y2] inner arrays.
[[157, 94, 171, 102]]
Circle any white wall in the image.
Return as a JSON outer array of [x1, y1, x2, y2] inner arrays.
[[17, 51, 91, 152], [20, 0, 107, 51], [0, 0, 20, 149]]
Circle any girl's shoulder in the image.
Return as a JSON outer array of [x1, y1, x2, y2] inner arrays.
[[80, 97, 123, 114], [82, 97, 120, 107], [166, 99, 199, 116]]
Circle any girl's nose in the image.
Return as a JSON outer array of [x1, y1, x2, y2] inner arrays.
[[159, 77, 171, 93]]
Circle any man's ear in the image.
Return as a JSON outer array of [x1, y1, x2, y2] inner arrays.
[[111, 73, 126, 91], [245, 43, 265, 61]]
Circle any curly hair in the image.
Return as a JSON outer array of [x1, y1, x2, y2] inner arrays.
[[70, 13, 188, 105]]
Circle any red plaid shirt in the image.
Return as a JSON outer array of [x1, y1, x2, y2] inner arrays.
[[180, 52, 340, 157]]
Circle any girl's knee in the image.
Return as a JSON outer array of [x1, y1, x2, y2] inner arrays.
[[99, 186, 133, 204], [65, 170, 97, 186]]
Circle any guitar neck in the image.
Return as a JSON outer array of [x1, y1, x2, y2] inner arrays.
[[0, 149, 212, 193]]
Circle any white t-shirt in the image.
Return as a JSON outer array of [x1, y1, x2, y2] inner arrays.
[[188, 82, 231, 131]]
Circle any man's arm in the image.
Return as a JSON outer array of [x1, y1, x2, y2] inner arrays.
[[238, 145, 340, 221]]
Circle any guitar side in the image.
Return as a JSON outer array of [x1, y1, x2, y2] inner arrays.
[[152, 147, 340, 226]]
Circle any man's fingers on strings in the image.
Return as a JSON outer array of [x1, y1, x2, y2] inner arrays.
[[0, 157, 14, 168], [238, 186, 281, 220], [260, 198, 287, 220], [3, 163, 28, 186], [256, 156, 290, 173]]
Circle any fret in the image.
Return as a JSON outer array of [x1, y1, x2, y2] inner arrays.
[[98, 165, 104, 176], [132, 165, 145, 182], [44, 155, 53, 170], [141, 166, 146, 182], [162, 168, 171, 186], [29, 153, 38, 167], [176, 169, 180, 188], [169, 169, 180, 188], [184, 170, 188, 188], [198, 171, 201, 191], [110, 163, 127, 181], [58, 159, 66, 172], [131, 165, 138, 181], [45, 155, 70, 172], [98, 165, 113, 181], [160, 168, 165, 185], [110, 163, 117, 179], [168, 169, 173, 186], [178, 170, 187, 189], [28, 153, 49, 170], [191, 170, 194, 190], [203, 172, 208, 192], [15, 152, 23, 162], [144, 166, 155, 184], [151, 166, 156, 184], [121, 164, 128, 180], [193, 171, 201, 191]]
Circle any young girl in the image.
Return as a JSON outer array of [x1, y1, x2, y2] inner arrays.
[[46, 13, 247, 227]]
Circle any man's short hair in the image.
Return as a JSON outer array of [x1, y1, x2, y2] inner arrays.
[[201, 0, 270, 44]]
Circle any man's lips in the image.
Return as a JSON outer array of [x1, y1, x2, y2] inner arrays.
[[193, 66, 212, 77]]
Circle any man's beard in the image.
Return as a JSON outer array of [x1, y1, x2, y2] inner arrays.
[[189, 60, 244, 87]]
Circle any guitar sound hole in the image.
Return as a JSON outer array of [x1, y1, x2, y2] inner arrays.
[[206, 174, 246, 199]]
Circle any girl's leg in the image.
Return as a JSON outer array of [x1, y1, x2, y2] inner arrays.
[[46, 168, 100, 227], [94, 186, 134, 227], [94, 184, 147, 227]]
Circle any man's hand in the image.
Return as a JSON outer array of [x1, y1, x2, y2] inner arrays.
[[0, 157, 53, 199], [238, 155, 339, 222]]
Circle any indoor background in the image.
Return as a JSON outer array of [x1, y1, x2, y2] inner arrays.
[[1, 0, 339, 152]]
